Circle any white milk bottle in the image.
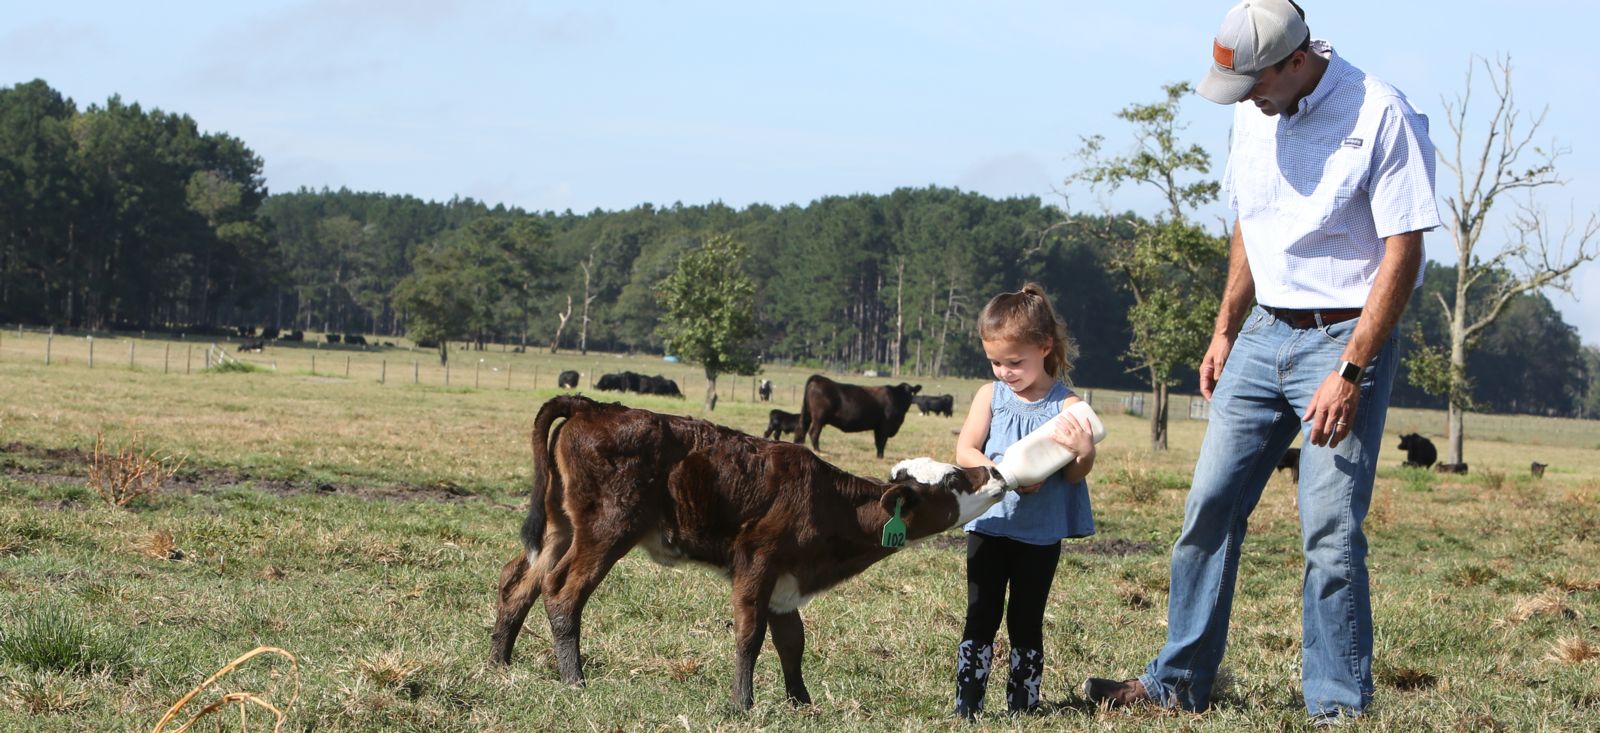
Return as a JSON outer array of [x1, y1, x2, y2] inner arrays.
[[993, 400, 1107, 490]]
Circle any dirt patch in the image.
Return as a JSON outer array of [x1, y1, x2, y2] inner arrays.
[[3, 442, 504, 506], [1064, 538, 1156, 556], [919, 533, 1155, 557]]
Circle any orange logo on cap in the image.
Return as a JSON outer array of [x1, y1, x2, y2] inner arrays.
[[1213, 39, 1235, 70]]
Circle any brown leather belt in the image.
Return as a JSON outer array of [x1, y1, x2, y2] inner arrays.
[[1262, 306, 1363, 328]]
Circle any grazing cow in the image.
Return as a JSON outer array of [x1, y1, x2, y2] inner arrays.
[[237, 340, 266, 353], [912, 394, 956, 417], [759, 379, 773, 402], [558, 370, 580, 389], [795, 375, 921, 458], [1531, 462, 1548, 478], [235, 325, 256, 338], [344, 334, 368, 346], [595, 373, 627, 392], [643, 375, 683, 398], [1275, 447, 1301, 483], [1434, 462, 1468, 475], [281, 330, 304, 342], [325, 333, 342, 344], [763, 409, 801, 440], [261, 327, 281, 340], [1398, 433, 1437, 469], [489, 396, 1010, 710]]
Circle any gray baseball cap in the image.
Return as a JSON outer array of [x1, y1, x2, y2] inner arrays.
[[1198, 0, 1309, 104]]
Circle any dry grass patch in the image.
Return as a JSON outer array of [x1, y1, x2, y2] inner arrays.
[[0, 672, 95, 716], [355, 649, 428, 699], [143, 529, 184, 561], [1546, 635, 1600, 665], [87, 431, 185, 508], [1500, 589, 1580, 626]]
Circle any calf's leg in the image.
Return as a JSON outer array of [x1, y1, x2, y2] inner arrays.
[[543, 526, 637, 686], [489, 550, 542, 666], [769, 610, 811, 705]]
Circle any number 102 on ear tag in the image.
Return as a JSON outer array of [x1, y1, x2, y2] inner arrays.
[[881, 498, 907, 548]]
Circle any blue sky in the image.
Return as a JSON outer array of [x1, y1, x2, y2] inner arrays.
[[6, 1, 1597, 343]]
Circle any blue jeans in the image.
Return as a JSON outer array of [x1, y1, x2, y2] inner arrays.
[[1139, 306, 1398, 718]]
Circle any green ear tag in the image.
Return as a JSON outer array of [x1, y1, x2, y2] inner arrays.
[[881, 498, 907, 548]]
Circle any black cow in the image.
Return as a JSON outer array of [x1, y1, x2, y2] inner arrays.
[[759, 379, 773, 402], [763, 410, 801, 440], [558, 370, 580, 389], [237, 339, 266, 353], [1398, 433, 1437, 469], [281, 330, 304, 342], [1275, 447, 1301, 483], [643, 375, 683, 398], [796, 375, 921, 458], [326, 333, 342, 344], [595, 373, 627, 392], [1530, 462, 1548, 478], [344, 334, 368, 346], [261, 327, 281, 340], [912, 394, 955, 417]]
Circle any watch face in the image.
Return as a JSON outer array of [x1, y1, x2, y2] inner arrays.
[[1340, 361, 1361, 381]]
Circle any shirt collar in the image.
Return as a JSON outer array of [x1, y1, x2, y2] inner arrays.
[[1291, 39, 1347, 119]]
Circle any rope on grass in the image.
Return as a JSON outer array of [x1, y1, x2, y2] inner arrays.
[[150, 646, 300, 733]]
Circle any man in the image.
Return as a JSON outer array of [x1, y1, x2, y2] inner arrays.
[[1082, 0, 1439, 725]]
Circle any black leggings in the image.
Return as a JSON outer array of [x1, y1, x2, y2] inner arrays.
[[962, 532, 1062, 651]]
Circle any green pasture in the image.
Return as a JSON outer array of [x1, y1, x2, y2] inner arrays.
[[0, 330, 1597, 731]]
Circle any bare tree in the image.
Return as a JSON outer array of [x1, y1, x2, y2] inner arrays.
[[578, 250, 598, 355], [1421, 55, 1600, 465], [550, 295, 573, 354]]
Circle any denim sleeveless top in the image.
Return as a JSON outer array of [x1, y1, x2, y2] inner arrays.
[[964, 380, 1096, 543]]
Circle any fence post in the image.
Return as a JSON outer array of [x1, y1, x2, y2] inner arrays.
[[446, 361, 451, 386], [46, 333, 52, 365], [88, 335, 94, 368], [381, 359, 386, 384], [533, 366, 538, 390], [414, 361, 419, 385], [345, 356, 350, 378], [475, 359, 481, 388], [186, 345, 192, 374], [507, 364, 512, 389], [129, 340, 135, 369], [164, 344, 170, 374]]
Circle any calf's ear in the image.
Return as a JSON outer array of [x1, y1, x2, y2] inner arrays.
[[879, 484, 921, 515]]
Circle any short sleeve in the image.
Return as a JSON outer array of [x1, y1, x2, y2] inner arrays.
[[1365, 99, 1442, 238]]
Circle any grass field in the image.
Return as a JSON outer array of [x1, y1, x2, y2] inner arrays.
[[1, 329, 1597, 732]]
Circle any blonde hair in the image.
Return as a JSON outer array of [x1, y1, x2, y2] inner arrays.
[[976, 282, 1078, 382]]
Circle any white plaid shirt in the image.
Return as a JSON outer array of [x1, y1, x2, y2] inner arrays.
[[1223, 40, 1441, 309]]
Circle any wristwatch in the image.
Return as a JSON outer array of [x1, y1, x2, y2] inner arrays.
[[1335, 360, 1362, 384]]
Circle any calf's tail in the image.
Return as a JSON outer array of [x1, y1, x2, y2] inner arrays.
[[522, 395, 583, 554]]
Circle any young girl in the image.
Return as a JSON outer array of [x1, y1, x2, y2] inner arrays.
[[951, 283, 1097, 718]]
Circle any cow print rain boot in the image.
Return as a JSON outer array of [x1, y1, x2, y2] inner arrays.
[[1006, 647, 1044, 713], [953, 640, 993, 720]]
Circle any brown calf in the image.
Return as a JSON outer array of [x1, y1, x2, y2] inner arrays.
[[490, 395, 1007, 710]]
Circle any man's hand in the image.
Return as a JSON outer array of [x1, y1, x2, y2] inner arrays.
[[1303, 373, 1361, 448], [1199, 332, 1237, 400]]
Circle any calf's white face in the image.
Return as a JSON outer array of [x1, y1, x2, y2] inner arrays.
[[889, 457, 1009, 526]]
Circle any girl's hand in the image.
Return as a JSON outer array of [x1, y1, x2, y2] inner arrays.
[[1051, 412, 1095, 461]]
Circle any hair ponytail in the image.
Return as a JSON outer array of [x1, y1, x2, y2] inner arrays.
[[977, 282, 1078, 382]]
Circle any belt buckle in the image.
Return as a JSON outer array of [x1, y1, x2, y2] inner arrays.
[[1313, 310, 1327, 328]]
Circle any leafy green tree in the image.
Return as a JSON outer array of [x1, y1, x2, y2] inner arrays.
[[1067, 81, 1226, 450], [656, 233, 761, 411], [393, 237, 499, 365]]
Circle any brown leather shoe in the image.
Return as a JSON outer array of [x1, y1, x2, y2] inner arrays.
[[1081, 677, 1151, 708]]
